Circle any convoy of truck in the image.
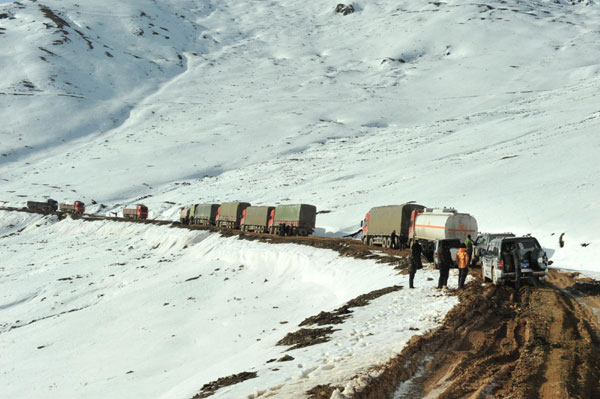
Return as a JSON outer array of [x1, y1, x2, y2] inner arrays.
[[179, 202, 317, 236], [20, 196, 550, 287]]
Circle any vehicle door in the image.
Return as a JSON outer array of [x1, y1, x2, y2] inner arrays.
[[481, 241, 496, 279]]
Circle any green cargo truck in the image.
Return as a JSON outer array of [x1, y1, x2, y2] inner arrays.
[[361, 203, 425, 248], [217, 202, 251, 229], [241, 206, 275, 233], [270, 204, 316, 236], [190, 204, 220, 226]]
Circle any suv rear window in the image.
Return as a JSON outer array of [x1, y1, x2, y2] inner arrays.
[[502, 239, 540, 251]]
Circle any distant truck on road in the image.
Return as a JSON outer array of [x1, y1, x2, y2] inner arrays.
[[270, 204, 316, 236], [59, 201, 85, 215], [180, 204, 220, 226], [241, 206, 275, 233], [27, 199, 58, 214], [216, 202, 251, 229], [123, 204, 149, 220]]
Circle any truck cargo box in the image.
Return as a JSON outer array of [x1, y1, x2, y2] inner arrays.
[[123, 204, 148, 220], [217, 202, 250, 228], [191, 204, 220, 225], [241, 206, 274, 232], [271, 204, 316, 236], [59, 201, 85, 214], [366, 204, 425, 238], [26, 199, 58, 213]]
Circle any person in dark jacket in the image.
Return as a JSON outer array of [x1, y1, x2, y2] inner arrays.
[[391, 230, 397, 249], [408, 241, 422, 289], [438, 245, 452, 289]]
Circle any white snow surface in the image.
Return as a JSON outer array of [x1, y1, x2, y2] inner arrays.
[[0, 0, 600, 270], [0, 0, 598, 270], [0, 211, 457, 398], [1, 0, 599, 397]]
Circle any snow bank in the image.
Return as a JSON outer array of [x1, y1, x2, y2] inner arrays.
[[0, 213, 457, 398]]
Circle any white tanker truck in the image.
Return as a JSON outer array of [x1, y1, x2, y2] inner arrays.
[[408, 207, 478, 260]]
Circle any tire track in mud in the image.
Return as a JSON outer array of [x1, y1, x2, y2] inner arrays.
[[347, 270, 600, 399]]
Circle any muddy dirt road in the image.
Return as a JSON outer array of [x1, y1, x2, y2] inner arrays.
[[347, 269, 600, 399]]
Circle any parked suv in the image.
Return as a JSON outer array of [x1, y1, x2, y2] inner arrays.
[[433, 238, 461, 269], [472, 232, 515, 265], [481, 236, 548, 285]]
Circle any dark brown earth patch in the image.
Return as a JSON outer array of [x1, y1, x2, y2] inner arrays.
[[307, 384, 344, 399], [191, 371, 257, 398], [39, 5, 70, 30], [276, 327, 339, 350], [300, 286, 402, 327]]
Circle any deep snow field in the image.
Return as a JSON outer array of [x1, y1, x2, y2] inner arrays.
[[0, 211, 457, 398], [1, 0, 600, 397]]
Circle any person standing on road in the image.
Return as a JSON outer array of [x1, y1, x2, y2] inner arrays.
[[465, 235, 474, 267], [456, 243, 469, 288], [408, 241, 422, 289], [391, 230, 397, 249], [438, 245, 452, 289]]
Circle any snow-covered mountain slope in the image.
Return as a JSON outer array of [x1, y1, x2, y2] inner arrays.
[[0, 211, 457, 399], [0, 0, 598, 264]]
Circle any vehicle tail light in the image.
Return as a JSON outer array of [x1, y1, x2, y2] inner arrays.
[[497, 260, 503, 270]]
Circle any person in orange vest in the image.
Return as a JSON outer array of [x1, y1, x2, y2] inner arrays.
[[456, 243, 470, 289]]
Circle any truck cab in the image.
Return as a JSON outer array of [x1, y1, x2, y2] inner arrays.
[[137, 205, 149, 219], [361, 212, 370, 243], [74, 201, 85, 213]]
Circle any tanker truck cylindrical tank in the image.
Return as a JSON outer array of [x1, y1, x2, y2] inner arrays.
[[413, 210, 478, 243]]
